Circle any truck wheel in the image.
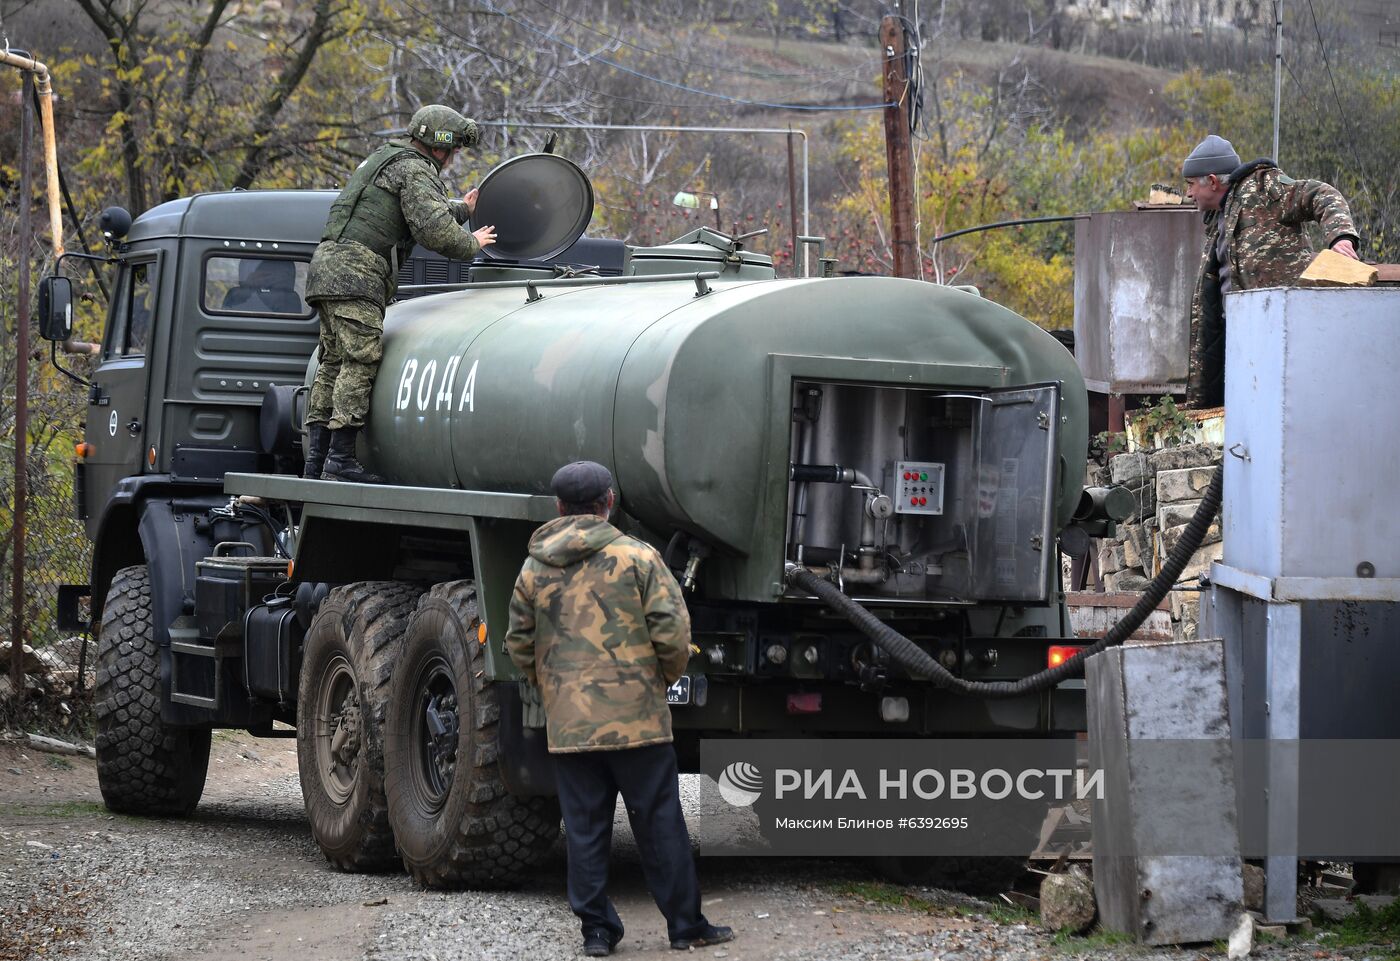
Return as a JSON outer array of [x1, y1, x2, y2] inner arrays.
[[297, 581, 421, 871], [869, 855, 1028, 895], [95, 564, 211, 816], [385, 580, 560, 889]]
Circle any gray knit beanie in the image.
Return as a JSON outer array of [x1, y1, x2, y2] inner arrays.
[[1182, 134, 1241, 178]]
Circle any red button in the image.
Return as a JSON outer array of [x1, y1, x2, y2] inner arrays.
[[918, 497, 927, 506], [903, 471, 912, 480], [910, 497, 918, 506]]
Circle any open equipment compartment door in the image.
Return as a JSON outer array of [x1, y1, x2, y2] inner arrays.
[[971, 384, 1060, 604]]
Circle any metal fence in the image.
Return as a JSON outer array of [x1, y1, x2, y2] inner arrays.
[[1, 447, 94, 732]]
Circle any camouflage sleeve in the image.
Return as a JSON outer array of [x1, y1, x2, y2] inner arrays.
[[638, 551, 691, 684], [448, 198, 471, 225], [1280, 178, 1358, 247], [378, 157, 482, 261], [505, 568, 539, 683]]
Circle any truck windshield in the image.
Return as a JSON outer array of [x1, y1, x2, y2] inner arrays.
[[203, 256, 311, 317]]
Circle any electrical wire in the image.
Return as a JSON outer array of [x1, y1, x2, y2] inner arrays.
[[521, 0, 884, 83], [1303, 0, 1375, 216], [470, 0, 895, 111], [394, 1, 851, 113]]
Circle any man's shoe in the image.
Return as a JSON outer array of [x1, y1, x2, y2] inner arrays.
[[302, 423, 331, 479], [582, 931, 614, 957], [671, 925, 734, 950], [320, 427, 385, 484]]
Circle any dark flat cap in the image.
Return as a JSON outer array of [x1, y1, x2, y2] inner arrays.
[[551, 461, 613, 503]]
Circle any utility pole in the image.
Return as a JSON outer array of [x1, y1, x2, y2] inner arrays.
[[880, 15, 918, 279], [1272, 0, 1283, 163]]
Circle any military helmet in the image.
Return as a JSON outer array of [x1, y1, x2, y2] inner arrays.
[[407, 104, 480, 151]]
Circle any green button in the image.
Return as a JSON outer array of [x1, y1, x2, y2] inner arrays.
[[920, 472, 927, 481]]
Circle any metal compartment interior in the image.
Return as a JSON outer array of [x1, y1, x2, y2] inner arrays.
[[786, 380, 1060, 605]]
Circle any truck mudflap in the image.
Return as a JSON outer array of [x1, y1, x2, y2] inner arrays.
[[494, 681, 557, 797]]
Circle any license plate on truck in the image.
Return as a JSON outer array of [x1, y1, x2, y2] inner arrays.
[[666, 676, 691, 705]]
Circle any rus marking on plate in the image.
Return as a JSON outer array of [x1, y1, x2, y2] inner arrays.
[[109, 410, 119, 437], [666, 676, 691, 705]]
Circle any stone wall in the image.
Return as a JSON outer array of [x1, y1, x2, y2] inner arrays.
[[1090, 442, 1223, 641]]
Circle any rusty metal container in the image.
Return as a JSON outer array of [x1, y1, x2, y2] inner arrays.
[[1073, 209, 1201, 394]]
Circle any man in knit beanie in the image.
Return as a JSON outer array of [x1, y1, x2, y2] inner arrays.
[[1182, 134, 1359, 408]]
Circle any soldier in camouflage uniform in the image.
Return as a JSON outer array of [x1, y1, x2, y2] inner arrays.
[[506, 461, 732, 957], [1183, 134, 1359, 408], [303, 104, 497, 483]]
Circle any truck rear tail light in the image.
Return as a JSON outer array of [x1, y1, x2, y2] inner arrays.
[[786, 692, 822, 714], [1047, 645, 1084, 668]]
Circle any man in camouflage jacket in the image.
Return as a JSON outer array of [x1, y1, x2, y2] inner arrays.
[[506, 461, 732, 957], [1183, 134, 1359, 408], [302, 104, 497, 483]]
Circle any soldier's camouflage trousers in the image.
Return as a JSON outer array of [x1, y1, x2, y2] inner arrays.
[[305, 298, 385, 430]]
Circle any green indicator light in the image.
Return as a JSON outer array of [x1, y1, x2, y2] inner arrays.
[[920, 472, 927, 481]]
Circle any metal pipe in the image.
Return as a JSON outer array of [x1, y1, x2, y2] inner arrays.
[[398, 270, 721, 295], [2, 49, 96, 355], [1272, 0, 1284, 164], [928, 214, 1088, 247], [12, 71, 34, 695]]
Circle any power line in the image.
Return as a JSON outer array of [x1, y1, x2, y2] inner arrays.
[[472, 0, 894, 112], [521, 0, 884, 84], [1303, 0, 1373, 210]]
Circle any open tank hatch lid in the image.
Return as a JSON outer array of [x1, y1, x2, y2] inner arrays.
[[471, 153, 594, 261]]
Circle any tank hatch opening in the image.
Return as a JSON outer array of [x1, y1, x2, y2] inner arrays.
[[785, 380, 1060, 605]]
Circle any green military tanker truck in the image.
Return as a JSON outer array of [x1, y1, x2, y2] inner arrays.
[[38, 155, 1114, 893]]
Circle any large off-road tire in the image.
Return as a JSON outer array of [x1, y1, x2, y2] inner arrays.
[[870, 855, 1028, 896], [297, 581, 421, 872], [385, 580, 561, 889], [95, 565, 211, 816]]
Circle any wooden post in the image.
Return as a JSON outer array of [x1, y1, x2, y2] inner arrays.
[[881, 15, 917, 279]]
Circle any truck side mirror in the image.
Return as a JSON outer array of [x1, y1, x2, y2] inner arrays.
[[37, 276, 73, 341]]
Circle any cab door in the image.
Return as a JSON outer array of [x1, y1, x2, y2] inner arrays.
[[85, 253, 162, 507]]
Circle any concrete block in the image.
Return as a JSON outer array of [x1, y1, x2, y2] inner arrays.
[[1180, 542, 1224, 583], [1157, 467, 1216, 504], [1148, 443, 1221, 473], [1158, 499, 1203, 531], [1110, 452, 1151, 488], [1099, 542, 1127, 575], [1160, 521, 1222, 556], [1123, 530, 1143, 570], [1087, 639, 1243, 944], [1105, 570, 1150, 592]]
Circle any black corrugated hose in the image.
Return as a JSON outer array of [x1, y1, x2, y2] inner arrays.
[[785, 467, 1223, 698]]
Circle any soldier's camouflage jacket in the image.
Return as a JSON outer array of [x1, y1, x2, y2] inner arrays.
[[305, 140, 481, 309], [1187, 160, 1357, 407], [505, 515, 691, 754]]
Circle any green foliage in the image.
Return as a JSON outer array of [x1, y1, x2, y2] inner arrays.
[[1323, 896, 1400, 947], [1051, 925, 1138, 952], [1130, 395, 1194, 448], [1166, 63, 1400, 261]]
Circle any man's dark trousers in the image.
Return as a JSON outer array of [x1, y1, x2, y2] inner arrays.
[[552, 742, 708, 943]]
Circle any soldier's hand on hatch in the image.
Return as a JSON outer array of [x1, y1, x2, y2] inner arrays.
[[1330, 239, 1359, 260], [464, 187, 479, 215], [473, 224, 497, 248]]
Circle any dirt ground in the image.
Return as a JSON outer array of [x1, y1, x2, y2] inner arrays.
[[0, 733, 1378, 961]]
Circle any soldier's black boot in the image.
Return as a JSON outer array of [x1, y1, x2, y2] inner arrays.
[[320, 427, 385, 484], [302, 423, 331, 479]]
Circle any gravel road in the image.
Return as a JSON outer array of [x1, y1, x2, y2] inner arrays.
[[0, 733, 1374, 961]]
